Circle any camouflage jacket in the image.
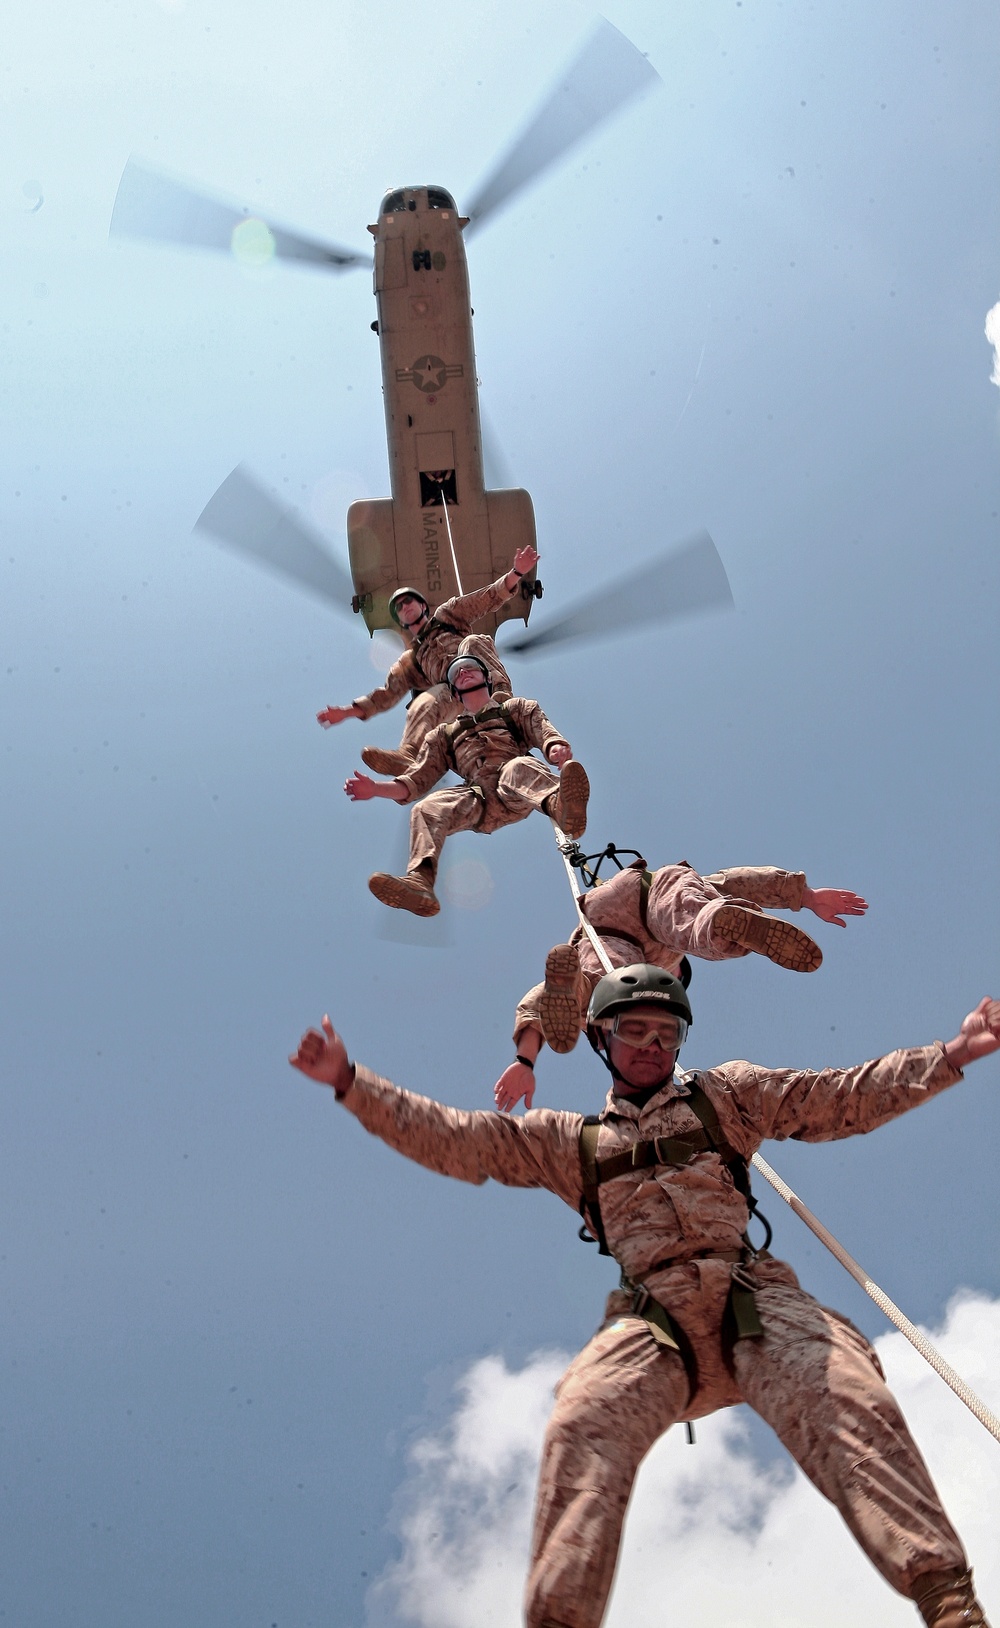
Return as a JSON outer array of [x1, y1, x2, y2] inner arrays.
[[340, 1046, 961, 1278], [395, 697, 568, 804], [352, 574, 517, 719]]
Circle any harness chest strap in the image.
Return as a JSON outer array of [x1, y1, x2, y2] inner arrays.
[[442, 701, 531, 767], [579, 1080, 765, 1343]]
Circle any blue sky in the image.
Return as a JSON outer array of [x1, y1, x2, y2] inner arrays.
[[2, 2, 999, 1622]]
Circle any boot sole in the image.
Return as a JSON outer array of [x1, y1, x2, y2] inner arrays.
[[554, 760, 589, 840], [713, 904, 822, 972], [361, 747, 413, 776], [368, 872, 440, 917], [538, 943, 583, 1054]]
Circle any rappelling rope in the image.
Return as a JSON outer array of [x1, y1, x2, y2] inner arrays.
[[440, 493, 464, 597], [750, 1152, 1000, 1442], [550, 821, 1000, 1446]]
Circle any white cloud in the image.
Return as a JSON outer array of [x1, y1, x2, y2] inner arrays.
[[986, 301, 1000, 388], [367, 1293, 1000, 1627]]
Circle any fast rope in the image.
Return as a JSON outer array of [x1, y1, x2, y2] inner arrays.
[[549, 821, 1000, 1447], [439, 492, 464, 598]]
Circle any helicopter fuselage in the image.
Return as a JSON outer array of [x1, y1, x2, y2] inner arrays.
[[347, 185, 538, 636]]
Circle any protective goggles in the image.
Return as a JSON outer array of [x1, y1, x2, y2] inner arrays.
[[447, 658, 491, 691], [594, 1012, 688, 1051]]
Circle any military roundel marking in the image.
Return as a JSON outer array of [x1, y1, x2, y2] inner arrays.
[[411, 355, 448, 392], [396, 355, 465, 393], [432, 251, 446, 270]]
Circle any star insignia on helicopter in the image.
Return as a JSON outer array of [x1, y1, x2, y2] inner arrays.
[[413, 355, 447, 390], [396, 355, 464, 392]]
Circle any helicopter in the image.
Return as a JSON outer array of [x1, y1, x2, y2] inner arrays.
[[109, 17, 733, 657]]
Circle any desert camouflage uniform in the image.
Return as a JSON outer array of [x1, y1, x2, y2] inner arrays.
[[515, 859, 808, 1045], [352, 574, 519, 759], [338, 1046, 970, 1627], [394, 697, 570, 880]]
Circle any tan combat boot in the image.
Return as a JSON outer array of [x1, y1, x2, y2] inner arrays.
[[368, 867, 440, 917], [912, 1567, 991, 1627], [537, 943, 582, 1053], [711, 903, 822, 972], [548, 760, 589, 839], [361, 745, 413, 776]]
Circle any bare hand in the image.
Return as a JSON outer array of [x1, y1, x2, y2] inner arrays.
[[802, 887, 869, 927], [512, 544, 539, 577], [494, 1061, 535, 1114], [548, 742, 572, 768], [345, 771, 378, 801], [317, 704, 358, 729], [289, 1014, 353, 1093], [944, 998, 1000, 1069]]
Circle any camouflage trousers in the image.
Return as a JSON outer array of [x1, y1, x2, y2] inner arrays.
[[516, 863, 773, 1045], [398, 635, 511, 759], [579, 861, 770, 979], [407, 756, 559, 879], [526, 1257, 966, 1628]]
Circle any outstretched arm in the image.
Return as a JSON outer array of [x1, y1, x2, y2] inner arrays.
[[732, 997, 1000, 1146], [319, 651, 420, 728], [801, 886, 868, 927], [289, 1016, 582, 1203], [706, 867, 868, 926], [437, 547, 541, 629]]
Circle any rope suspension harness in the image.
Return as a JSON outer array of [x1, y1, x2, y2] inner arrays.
[[441, 703, 532, 803], [548, 818, 1000, 1448], [578, 1079, 771, 1350], [562, 839, 646, 891]]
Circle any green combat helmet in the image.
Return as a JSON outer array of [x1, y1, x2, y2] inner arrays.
[[387, 586, 429, 626], [586, 963, 693, 1035]]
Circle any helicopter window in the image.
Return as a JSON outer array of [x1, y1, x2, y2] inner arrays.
[[426, 188, 456, 210], [380, 189, 406, 216], [419, 469, 457, 507]]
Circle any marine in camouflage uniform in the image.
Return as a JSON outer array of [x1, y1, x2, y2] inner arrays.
[[290, 991, 1000, 1628], [317, 549, 536, 775], [511, 858, 866, 1062], [345, 682, 590, 916]]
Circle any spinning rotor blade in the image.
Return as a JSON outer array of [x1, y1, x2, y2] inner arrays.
[[465, 18, 661, 234], [504, 531, 733, 656], [195, 466, 356, 612], [111, 157, 369, 272]]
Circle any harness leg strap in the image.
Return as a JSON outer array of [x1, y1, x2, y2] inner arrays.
[[729, 1265, 765, 1340], [630, 1285, 682, 1352]]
